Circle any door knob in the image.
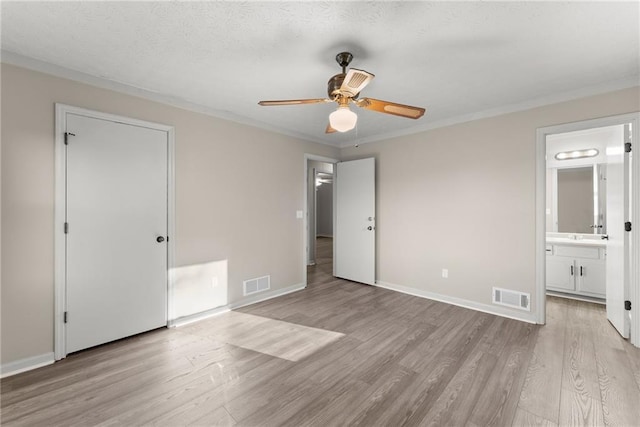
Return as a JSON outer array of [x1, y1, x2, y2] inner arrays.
[[156, 236, 165, 243]]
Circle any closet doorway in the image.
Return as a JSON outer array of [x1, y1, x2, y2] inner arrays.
[[305, 156, 336, 285]]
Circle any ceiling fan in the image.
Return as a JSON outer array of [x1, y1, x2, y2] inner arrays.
[[258, 52, 426, 133]]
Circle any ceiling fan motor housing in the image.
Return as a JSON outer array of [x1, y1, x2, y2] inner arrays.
[[328, 74, 346, 98]]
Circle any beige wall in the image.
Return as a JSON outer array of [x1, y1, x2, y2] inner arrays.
[[316, 182, 333, 237], [2, 60, 639, 366], [341, 86, 640, 317], [1, 64, 338, 364]]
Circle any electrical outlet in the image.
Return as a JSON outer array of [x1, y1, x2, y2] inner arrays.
[[442, 269, 448, 279]]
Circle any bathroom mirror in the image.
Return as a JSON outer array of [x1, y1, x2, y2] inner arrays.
[[548, 164, 606, 234]]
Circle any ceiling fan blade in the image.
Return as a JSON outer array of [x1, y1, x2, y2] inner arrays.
[[258, 99, 330, 106], [355, 98, 426, 119], [325, 123, 337, 134], [340, 69, 375, 97]]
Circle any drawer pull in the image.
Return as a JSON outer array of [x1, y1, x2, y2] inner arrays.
[[571, 265, 574, 276], [580, 266, 583, 276]]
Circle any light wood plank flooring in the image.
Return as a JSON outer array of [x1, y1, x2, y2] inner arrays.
[[2, 237, 639, 426]]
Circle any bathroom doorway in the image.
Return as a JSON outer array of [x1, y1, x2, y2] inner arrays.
[[536, 113, 639, 346]]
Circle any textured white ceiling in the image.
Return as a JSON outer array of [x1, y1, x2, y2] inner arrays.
[[2, 1, 639, 147]]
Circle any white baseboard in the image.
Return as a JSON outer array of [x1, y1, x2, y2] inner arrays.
[[1, 352, 55, 378], [374, 281, 538, 324], [546, 290, 605, 305], [1, 285, 306, 376], [169, 305, 231, 328], [229, 283, 306, 310], [170, 282, 306, 327]]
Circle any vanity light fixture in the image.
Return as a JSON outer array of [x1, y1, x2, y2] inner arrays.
[[554, 148, 599, 160]]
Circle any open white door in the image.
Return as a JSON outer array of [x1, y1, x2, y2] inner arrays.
[[65, 113, 169, 354], [335, 158, 375, 285], [605, 124, 630, 338]]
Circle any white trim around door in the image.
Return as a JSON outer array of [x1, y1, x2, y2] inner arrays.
[[54, 104, 176, 359], [536, 112, 640, 347]]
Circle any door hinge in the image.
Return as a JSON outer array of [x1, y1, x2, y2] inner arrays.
[[624, 300, 631, 311], [64, 311, 68, 323], [64, 132, 75, 145], [64, 222, 69, 234], [625, 221, 632, 232], [624, 142, 632, 153]]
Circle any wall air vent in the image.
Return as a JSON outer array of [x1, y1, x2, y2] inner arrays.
[[492, 287, 530, 311], [243, 275, 271, 296]]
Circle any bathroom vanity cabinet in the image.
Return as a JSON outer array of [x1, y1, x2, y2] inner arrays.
[[546, 239, 606, 298]]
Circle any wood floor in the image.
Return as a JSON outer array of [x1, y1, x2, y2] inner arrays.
[[2, 237, 639, 426]]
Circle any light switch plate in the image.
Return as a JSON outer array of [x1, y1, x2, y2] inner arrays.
[[296, 210, 303, 219]]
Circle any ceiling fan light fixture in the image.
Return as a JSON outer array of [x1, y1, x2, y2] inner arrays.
[[329, 106, 357, 132]]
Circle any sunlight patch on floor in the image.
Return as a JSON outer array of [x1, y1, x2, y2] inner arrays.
[[181, 311, 345, 362]]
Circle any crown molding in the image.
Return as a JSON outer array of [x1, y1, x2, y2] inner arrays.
[[3, 50, 637, 150], [344, 75, 640, 147], [0, 50, 340, 148]]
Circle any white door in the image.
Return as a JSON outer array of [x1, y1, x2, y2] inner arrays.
[[335, 158, 375, 285], [605, 124, 630, 338], [66, 113, 168, 353]]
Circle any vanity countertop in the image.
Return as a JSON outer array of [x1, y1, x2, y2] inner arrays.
[[546, 237, 607, 247]]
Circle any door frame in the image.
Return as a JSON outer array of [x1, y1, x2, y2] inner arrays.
[[535, 112, 640, 347], [54, 104, 176, 360], [307, 166, 317, 266], [303, 154, 338, 287]]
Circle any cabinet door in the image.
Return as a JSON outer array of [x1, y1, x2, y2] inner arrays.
[[546, 256, 575, 291], [577, 259, 606, 296]]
